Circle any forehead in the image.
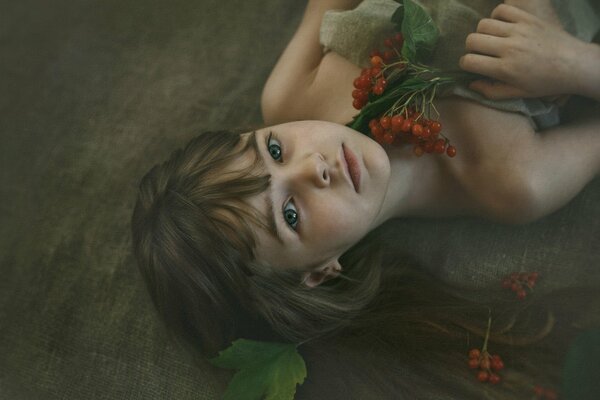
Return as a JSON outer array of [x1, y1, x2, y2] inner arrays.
[[227, 132, 284, 249]]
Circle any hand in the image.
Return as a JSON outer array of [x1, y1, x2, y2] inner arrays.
[[459, 3, 588, 100]]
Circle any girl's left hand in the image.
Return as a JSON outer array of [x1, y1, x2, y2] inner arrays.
[[458, 3, 588, 100]]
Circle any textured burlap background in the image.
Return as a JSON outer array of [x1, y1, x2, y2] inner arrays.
[[0, 0, 598, 399]]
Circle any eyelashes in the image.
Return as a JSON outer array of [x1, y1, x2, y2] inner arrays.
[[265, 131, 300, 232], [283, 202, 298, 230], [267, 131, 283, 162]]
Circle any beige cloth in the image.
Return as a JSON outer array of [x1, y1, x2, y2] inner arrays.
[[320, 0, 600, 130]]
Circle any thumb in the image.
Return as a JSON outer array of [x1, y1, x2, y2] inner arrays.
[[468, 80, 527, 100]]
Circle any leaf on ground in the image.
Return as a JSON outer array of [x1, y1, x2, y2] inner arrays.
[[209, 339, 307, 400]]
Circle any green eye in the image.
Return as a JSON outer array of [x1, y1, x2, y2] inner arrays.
[[267, 132, 282, 161], [283, 201, 298, 230], [269, 144, 282, 160]]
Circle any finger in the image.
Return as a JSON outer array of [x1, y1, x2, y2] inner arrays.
[[476, 18, 513, 37], [459, 53, 502, 79], [491, 3, 536, 24], [465, 32, 506, 57], [469, 80, 528, 100]]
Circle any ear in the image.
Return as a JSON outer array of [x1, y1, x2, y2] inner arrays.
[[301, 259, 342, 288]]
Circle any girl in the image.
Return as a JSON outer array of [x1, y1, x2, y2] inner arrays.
[[131, 0, 599, 398]]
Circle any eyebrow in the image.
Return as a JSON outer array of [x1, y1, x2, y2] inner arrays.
[[251, 131, 285, 245]]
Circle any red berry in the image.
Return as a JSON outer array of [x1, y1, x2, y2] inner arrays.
[[516, 289, 527, 300], [468, 358, 480, 369], [369, 119, 378, 130], [401, 119, 413, 133], [502, 278, 512, 289], [430, 121, 442, 134], [511, 282, 521, 292], [489, 373, 501, 384], [380, 116, 392, 129], [373, 85, 384, 95], [384, 38, 394, 48], [468, 348, 481, 359], [383, 133, 394, 144], [360, 90, 370, 102], [433, 139, 446, 154], [394, 32, 404, 44], [527, 278, 536, 288], [383, 50, 395, 62], [356, 75, 371, 90], [371, 123, 384, 138], [421, 126, 431, 138], [477, 371, 489, 382], [391, 115, 404, 133], [370, 56, 383, 67], [411, 123, 423, 137], [352, 99, 365, 109], [446, 145, 457, 158], [491, 359, 504, 371]]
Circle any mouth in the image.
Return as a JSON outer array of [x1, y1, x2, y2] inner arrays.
[[342, 144, 361, 193]]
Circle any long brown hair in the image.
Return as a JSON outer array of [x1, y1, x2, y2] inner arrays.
[[130, 128, 385, 352], [131, 129, 599, 399]]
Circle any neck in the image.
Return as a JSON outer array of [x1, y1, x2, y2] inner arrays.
[[372, 146, 467, 228]]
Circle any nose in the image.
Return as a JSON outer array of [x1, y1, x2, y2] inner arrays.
[[289, 152, 330, 189]]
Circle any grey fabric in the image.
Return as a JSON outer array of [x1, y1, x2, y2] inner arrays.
[[320, 0, 600, 130], [0, 0, 598, 399]]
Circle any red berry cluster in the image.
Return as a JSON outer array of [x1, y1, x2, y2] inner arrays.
[[468, 348, 504, 384], [351, 32, 405, 110], [534, 385, 558, 400], [502, 272, 539, 300], [351, 32, 456, 158], [368, 109, 456, 157]]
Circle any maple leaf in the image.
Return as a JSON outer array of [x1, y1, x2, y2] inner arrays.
[[208, 339, 307, 400]]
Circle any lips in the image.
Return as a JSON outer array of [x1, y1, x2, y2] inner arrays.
[[342, 144, 361, 193]]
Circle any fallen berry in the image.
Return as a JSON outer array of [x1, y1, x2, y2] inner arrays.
[[477, 370, 489, 382]]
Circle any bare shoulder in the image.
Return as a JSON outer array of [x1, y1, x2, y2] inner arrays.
[[262, 48, 362, 126], [261, 1, 363, 125], [431, 96, 539, 221]]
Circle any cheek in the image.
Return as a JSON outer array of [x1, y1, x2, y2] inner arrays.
[[315, 203, 368, 238]]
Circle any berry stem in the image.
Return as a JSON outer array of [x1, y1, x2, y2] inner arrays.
[[482, 309, 492, 353]]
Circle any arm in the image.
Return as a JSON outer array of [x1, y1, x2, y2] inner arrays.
[[432, 97, 599, 225], [459, 3, 600, 102], [261, 0, 362, 125], [519, 104, 600, 222]]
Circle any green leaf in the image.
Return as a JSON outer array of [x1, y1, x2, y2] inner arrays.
[[348, 76, 430, 133], [391, 2, 404, 25], [209, 339, 307, 400], [397, 0, 439, 63]]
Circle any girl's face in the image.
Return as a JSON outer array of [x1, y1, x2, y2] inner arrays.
[[240, 120, 391, 287]]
